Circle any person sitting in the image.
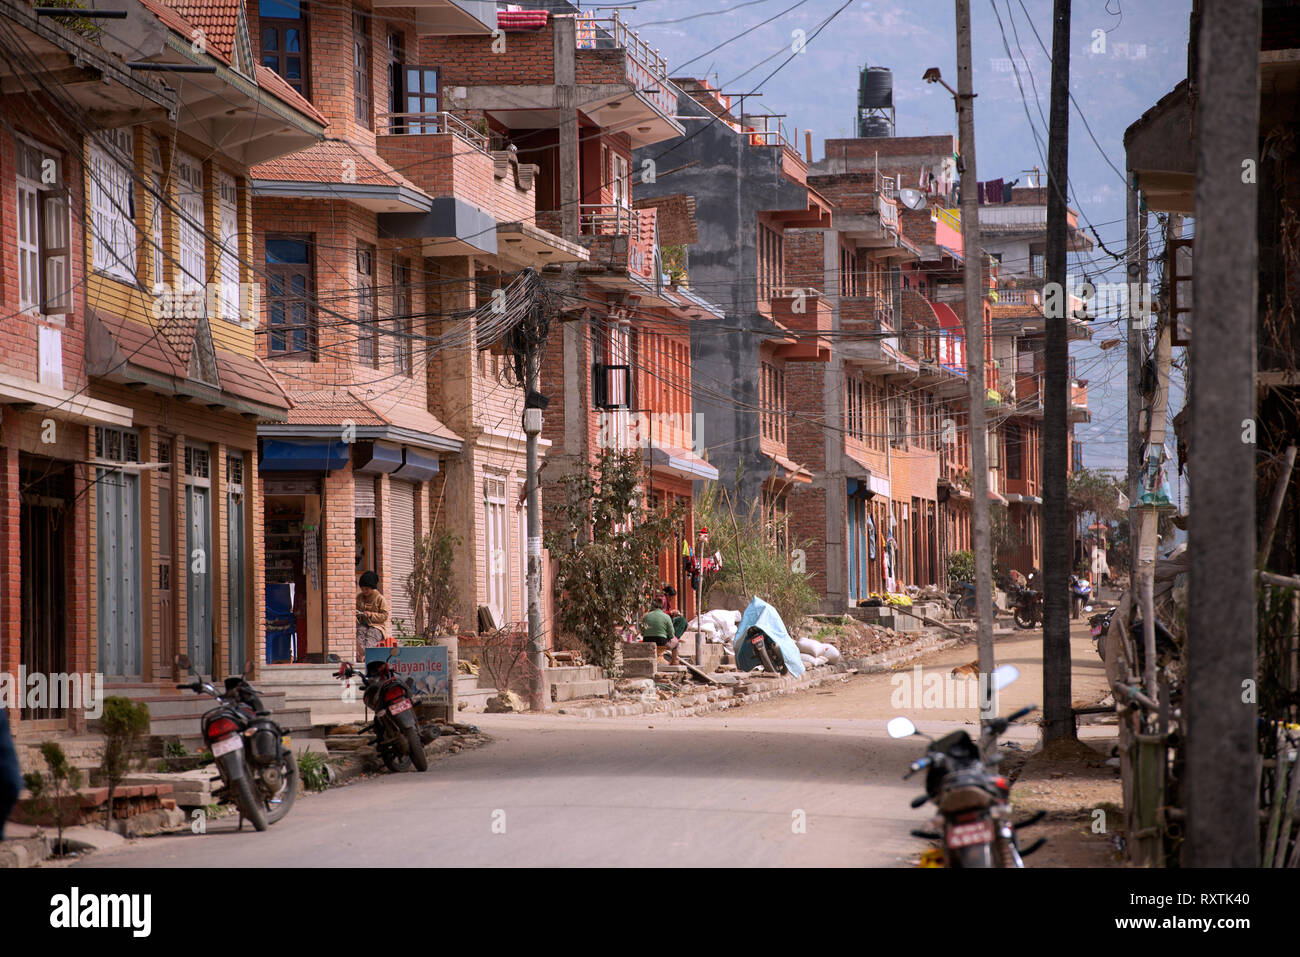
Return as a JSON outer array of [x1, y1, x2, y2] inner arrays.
[[663, 583, 688, 638], [356, 570, 392, 660], [640, 596, 680, 665]]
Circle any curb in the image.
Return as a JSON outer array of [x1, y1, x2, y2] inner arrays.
[[555, 630, 960, 719], [324, 730, 491, 787]]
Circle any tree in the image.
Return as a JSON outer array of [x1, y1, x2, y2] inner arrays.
[[408, 529, 461, 640], [545, 448, 685, 671], [100, 696, 150, 830]]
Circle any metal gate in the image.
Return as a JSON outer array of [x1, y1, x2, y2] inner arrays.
[[97, 467, 141, 677], [387, 478, 415, 636]]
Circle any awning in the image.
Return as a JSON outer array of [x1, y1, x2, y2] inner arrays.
[[392, 447, 439, 482], [353, 442, 403, 474], [0, 371, 134, 428], [260, 439, 350, 472], [762, 451, 813, 486], [650, 445, 719, 481], [989, 490, 1009, 505], [933, 302, 963, 329]]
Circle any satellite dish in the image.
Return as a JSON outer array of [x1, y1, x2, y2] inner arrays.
[[898, 188, 928, 211]]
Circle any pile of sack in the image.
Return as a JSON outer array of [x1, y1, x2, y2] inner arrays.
[[684, 609, 743, 643], [795, 635, 843, 669]]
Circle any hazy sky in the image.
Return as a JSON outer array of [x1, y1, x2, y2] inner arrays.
[[613, 0, 1192, 479]]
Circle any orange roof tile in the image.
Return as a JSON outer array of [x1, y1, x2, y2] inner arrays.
[[253, 139, 426, 193], [255, 65, 327, 127], [282, 388, 461, 445]]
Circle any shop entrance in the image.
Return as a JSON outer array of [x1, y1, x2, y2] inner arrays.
[[264, 482, 324, 663], [19, 456, 71, 721]]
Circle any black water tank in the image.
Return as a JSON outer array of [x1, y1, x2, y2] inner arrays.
[[857, 115, 893, 138], [859, 65, 892, 109]]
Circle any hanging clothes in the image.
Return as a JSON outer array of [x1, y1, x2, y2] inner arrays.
[[867, 513, 877, 561]]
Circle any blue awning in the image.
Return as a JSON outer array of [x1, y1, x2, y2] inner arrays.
[[392, 447, 439, 482], [260, 439, 350, 472]]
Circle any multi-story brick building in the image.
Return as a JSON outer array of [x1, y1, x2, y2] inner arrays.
[[0, 0, 323, 736], [419, 6, 724, 618], [246, 0, 585, 659]]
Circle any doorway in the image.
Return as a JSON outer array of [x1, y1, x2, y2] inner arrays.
[[264, 489, 323, 662], [19, 457, 71, 720]]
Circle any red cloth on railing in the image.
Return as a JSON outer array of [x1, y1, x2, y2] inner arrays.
[[497, 11, 549, 31]]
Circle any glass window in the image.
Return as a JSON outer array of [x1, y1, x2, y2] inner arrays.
[[265, 235, 314, 357]]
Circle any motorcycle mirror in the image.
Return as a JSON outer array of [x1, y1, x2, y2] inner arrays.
[[991, 664, 1020, 691], [887, 716, 918, 739]]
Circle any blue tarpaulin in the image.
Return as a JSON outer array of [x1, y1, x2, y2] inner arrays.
[[732, 596, 805, 677]]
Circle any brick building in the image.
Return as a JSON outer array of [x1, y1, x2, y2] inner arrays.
[[0, 0, 322, 738], [246, 0, 585, 660]]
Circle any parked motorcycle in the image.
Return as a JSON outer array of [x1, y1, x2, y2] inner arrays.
[[331, 654, 431, 772], [1089, 607, 1115, 661], [888, 666, 1045, 867], [1069, 575, 1092, 619], [1012, 572, 1043, 629], [950, 580, 977, 618], [176, 655, 298, 832]]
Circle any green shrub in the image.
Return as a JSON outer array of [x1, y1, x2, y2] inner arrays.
[[297, 750, 331, 792], [23, 742, 82, 852], [100, 696, 150, 830], [947, 549, 975, 586]]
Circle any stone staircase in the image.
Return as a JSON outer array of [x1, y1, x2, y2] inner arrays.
[[104, 680, 315, 749], [544, 665, 612, 703], [255, 664, 367, 728], [456, 672, 498, 713]]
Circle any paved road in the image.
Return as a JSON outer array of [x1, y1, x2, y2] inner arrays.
[[74, 714, 949, 867], [70, 619, 1107, 868]]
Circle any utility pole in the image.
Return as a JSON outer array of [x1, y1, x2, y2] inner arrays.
[[954, 0, 994, 690], [524, 331, 547, 713], [1186, 0, 1260, 867], [1041, 0, 1074, 743]]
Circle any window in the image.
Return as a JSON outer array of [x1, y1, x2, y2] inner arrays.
[[392, 257, 412, 376], [611, 152, 629, 209], [89, 128, 136, 282], [758, 223, 784, 301], [265, 234, 315, 357], [1005, 422, 1022, 481], [218, 172, 241, 322], [260, 0, 308, 97], [150, 141, 164, 289], [889, 389, 907, 450], [484, 477, 508, 624], [15, 139, 71, 318], [353, 12, 371, 128], [176, 150, 205, 298], [387, 32, 405, 131], [95, 427, 140, 464], [404, 66, 439, 131], [356, 244, 376, 366], [760, 360, 786, 445]]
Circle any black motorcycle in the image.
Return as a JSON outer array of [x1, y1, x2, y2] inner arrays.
[[888, 667, 1045, 867], [744, 626, 787, 674], [1089, 607, 1116, 661], [332, 655, 431, 772], [1011, 572, 1043, 629], [176, 655, 298, 832]]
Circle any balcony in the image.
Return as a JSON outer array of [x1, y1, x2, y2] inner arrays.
[[1070, 379, 1090, 423], [577, 13, 675, 119], [739, 114, 808, 185], [575, 203, 659, 286]]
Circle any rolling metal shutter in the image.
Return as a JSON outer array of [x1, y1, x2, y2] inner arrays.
[[354, 475, 375, 518], [387, 478, 416, 635]]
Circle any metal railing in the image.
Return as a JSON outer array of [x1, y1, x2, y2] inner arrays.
[[579, 203, 642, 241], [376, 111, 489, 153], [575, 12, 673, 115]]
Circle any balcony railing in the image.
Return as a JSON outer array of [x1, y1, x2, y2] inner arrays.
[[377, 111, 489, 153], [575, 12, 674, 116]]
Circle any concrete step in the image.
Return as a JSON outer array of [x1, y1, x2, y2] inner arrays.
[[552, 679, 613, 702], [257, 663, 347, 684], [148, 704, 313, 738], [543, 665, 605, 683]]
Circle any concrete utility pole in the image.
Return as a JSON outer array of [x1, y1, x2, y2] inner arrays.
[[524, 332, 547, 713], [1125, 180, 1148, 521], [954, 0, 994, 687], [1041, 0, 1074, 743], [1186, 0, 1260, 867]]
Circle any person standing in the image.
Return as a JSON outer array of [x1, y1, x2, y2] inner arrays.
[[356, 570, 392, 660]]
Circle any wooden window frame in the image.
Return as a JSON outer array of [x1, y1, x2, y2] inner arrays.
[[265, 233, 315, 358], [392, 256, 412, 376], [356, 243, 377, 367], [260, 3, 309, 98], [353, 11, 371, 129]]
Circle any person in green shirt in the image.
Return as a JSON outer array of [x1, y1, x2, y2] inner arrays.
[[641, 596, 680, 665]]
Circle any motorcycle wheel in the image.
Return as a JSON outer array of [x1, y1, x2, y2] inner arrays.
[[1071, 596, 1081, 620], [766, 638, 789, 675], [406, 726, 428, 772], [234, 774, 268, 831], [263, 751, 299, 825], [1014, 606, 1037, 629], [381, 735, 412, 773], [753, 637, 778, 673]]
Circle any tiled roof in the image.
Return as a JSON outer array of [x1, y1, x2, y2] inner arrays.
[[283, 389, 461, 444], [253, 140, 426, 193], [135, 0, 325, 128]]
